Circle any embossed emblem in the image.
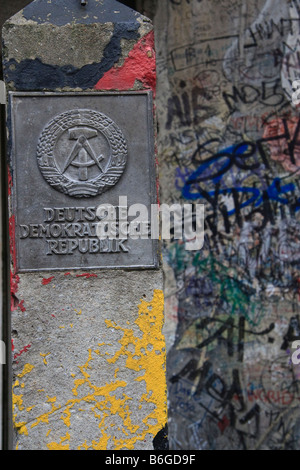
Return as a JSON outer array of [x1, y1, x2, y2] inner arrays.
[[37, 109, 128, 197]]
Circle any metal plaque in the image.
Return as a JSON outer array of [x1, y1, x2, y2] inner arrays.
[[10, 92, 158, 272]]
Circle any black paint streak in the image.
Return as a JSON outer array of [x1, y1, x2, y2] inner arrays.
[[22, 0, 140, 26], [3, 23, 140, 90], [153, 425, 169, 450], [281, 315, 300, 350]]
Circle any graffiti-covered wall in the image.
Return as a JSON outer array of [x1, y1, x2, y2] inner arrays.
[[144, 0, 300, 450]]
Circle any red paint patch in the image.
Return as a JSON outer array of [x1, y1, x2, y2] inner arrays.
[[95, 31, 156, 94], [11, 339, 15, 352], [217, 415, 230, 434], [64, 272, 71, 276], [10, 271, 20, 296], [14, 344, 31, 360], [75, 273, 98, 278], [262, 116, 300, 172], [7, 167, 13, 196], [18, 299, 26, 312], [10, 271, 21, 312], [8, 173, 19, 314], [42, 276, 55, 285], [9, 215, 17, 271]]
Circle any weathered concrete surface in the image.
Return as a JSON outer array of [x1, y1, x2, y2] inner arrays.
[[2, 0, 167, 450], [12, 270, 166, 450], [2, 0, 154, 92], [143, 0, 300, 450]]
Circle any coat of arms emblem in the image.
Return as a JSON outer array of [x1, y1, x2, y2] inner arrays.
[[37, 109, 128, 197]]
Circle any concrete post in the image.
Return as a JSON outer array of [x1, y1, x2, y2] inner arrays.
[[0, 80, 4, 450], [2, 0, 167, 451]]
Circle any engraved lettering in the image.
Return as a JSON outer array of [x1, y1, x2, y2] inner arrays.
[[58, 239, 68, 254], [89, 238, 99, 253], [78, 239, 89, 253], [81, 223, 93, 237], [76, 208, 85, 222], [65, 208, 76, 222], [50, 224, 62, 238], [39, 224, 51, 237], [20, 225, 30, 239], [90, 223, 98, 237], [60, 223, 74, 238], [56, 208, 65, 222], [73, 223, 83, 237], [45, 238, 127, 255], [44, 208, 55, 222], [96, 204, 117, 239], [68, 240, 79, 254], [100, 239, 110, 252], [114, 239, 129, 252], [47, 240, 59, 255], [20, 203, 144, 258], [29, 224, 39, 238], [85, 207, 97, 221]]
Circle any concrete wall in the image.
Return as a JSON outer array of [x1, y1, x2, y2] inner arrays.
[[145, 0, 300, 450]]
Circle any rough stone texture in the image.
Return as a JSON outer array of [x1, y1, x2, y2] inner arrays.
[[2, 0, 167, 450]]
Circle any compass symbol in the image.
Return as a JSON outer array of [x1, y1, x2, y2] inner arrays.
[[37, 108, 128, 198], [62, 127, 105, 181]]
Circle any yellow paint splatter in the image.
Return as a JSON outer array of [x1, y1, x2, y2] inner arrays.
[[17, 363, 34, 378], [78, 440, 90, 450], [104, 289, 167, 449], [31, 396, 60, 429], [61, 408, 71, 427], [26, 406, 35, 412], [12, 364, 35, 437], [46, 396, 57, 404], [47, 432, 70, 450], [40, 353, 50, 365], [15, 422, 28, 436], [12, 290, 167, 450]]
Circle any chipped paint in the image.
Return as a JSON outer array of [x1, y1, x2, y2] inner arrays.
[[12, 291, 167, 450], [104, 289, 167, 449], [40, 353, 51, 365], [95, 31, 156, 93], [42, 276, 55, 285], [12, 364, 35, 441], [14, 344, 31, 360], [75, 273, 98, 278], [47, 432, 70, 450]]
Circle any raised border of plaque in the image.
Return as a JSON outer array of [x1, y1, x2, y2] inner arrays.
[[9, 91, 159, 272]]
